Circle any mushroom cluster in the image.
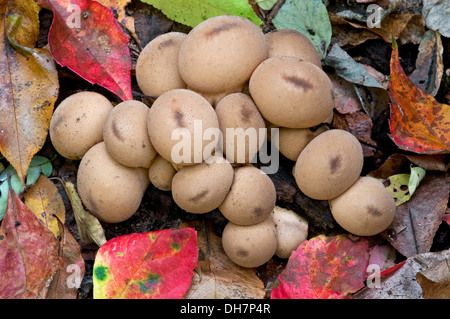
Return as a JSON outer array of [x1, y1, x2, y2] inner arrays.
[[49, 15, 396, 269]]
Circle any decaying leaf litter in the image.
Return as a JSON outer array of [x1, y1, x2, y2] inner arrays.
[[0, 0, 449, 299]]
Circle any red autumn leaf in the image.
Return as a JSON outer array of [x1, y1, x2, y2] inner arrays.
[[93, 228, 198, 299], [43, 0, 133, 101], [271, 234, 369, 299], [0, 187, 62, 299], [388, 40, 450, 154]]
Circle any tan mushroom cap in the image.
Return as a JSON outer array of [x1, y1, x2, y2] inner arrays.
[[219, 165, 276, 226], [147, 89, 220, 166], [265, 29, 322, 68], [215, 93, 266, 165], [103, 100, 157, 168], [178, 15, 268, 96], [49, 91, 113, 160], [249, 56, 334, 128], [294, 129, 364, 200], [148, 155, 177, 191], [276, 125, 329, 161], [171, 155, 234, 214], [136, 32, 187, 97], [329, 176, 396, 236], [77, 142, 150, 223], [222, 217, 278, 268]]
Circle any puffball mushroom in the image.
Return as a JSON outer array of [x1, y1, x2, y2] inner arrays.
[[49, 91, 114, 160], [222, 217, 278, 268], [215, 93, 266, 165], [178, 15, 268, 103], [103, 100, 157, 168], [294, 129, 364, 200], [265, 29, 322, 68], [249, 56, 334, 128], [147, 89, 220, 166], [77, 142, 150, 223], [136, 32, 187, 98], [148, 155, 177, 191], [171, 155, 234, 214], [272, 206, 308, 259], [219, 165, 276, 226], [275, 125, 329, 161], [329, 176, 396, 236]]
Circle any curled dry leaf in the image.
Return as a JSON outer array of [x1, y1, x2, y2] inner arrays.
[[64, 181, 106, 247], [182, 220, 265, 299], [0, 0, 59, 184], [416, 258, 450, 299]]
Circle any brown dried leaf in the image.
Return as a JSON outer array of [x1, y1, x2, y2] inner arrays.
[[182, 220, 265, 299], [416, 258, 450, 299], [381, 173, 450, 257]]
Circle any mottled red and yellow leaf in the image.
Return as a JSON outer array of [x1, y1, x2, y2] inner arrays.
[[93, 228, 198, 299], [388, 40, 450, 154]]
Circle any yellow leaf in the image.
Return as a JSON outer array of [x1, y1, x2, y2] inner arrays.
[[24, 175, 65, 238]]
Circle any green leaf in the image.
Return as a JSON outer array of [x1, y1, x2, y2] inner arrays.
[[256, 0, 277, 11], [0, 155, 53, 220], [272, 0, 332, 59], [383, 165, 426, 206], [139, 0, 263, 28]]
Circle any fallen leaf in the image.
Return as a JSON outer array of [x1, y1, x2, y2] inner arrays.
[[383, 165, 426, 206], [93, 228, 198, 299], [355, 248, 450, 299], [409, 30, 444, 96], [328, 72, 362, 114], [388, 40, 450, 154], [24, 175, 65, 238], [43, 0, 133, 101], [422, 0, 450, 38], [331, 110, 378, 157], [96, 0, 135, 36], [140, 0, 263, 28], [381, 173, 450, 257], [183, 220, 265, 299], [63, 181, 106, 247], [0, 187, 62, 298], [46, 218, 85, 299], [272, 0, 332, 59], [271, 234, 370, 299], [416, 258, 450, 299], [0, 0, 59, 184]]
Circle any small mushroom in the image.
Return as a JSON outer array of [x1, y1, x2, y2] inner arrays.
[[265, 29, 322, 68], [222, 217, 278, 268], [148, 155, 177, 191], [136, 32, 187, 97], [219, 165, 276, 226], [103, 100, 157, 168], [294, 129, 364, 200], [171, 155, 234, 214], [178, 15, 268, 102], [329, 176, 396, 236], [77, 142, 150, 223], [49, 91, 114, 160], [275, 125, 329, 161], [215, 93, 266, 165], [249, 56, 334, 128], [147, 89, 220, 166], [271, 206, 308, 259]]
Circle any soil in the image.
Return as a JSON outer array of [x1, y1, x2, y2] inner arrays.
[[27, 0, 450, 299]]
